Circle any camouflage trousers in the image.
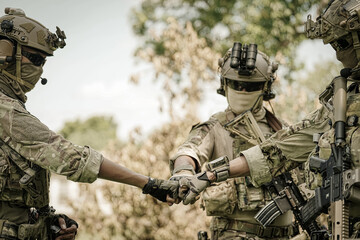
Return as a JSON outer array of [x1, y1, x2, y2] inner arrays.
[[210, 217, 295, 240]]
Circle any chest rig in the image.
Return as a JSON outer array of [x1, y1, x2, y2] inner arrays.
[[307, 77, 360, 239], [0, 136, 50, 209], [201, 109, 281, 216]]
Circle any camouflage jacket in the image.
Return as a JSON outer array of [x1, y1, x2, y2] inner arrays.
[[170, 107, 294, 225], [243, 92, 360, 187], [0, 91, 103, 208], [170, 107, 274, 170]]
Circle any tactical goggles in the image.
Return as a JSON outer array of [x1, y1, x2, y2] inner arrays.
[[22, 50, 46, 66], [226, 78, 264, 92], [330, 34, 353, 51]]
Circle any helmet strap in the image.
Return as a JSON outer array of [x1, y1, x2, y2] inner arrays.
[[0, 43, 34, 90], [351, 32, 360, 63], [15, 42, 22, 81]]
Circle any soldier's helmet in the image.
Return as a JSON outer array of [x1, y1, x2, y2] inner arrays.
[[217, 42, 278, 101], [305, 0, 360, 65], [0, 7, 66, 56]]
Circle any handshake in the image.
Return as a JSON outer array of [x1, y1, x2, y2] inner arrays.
[[142, 156, 230, 205]]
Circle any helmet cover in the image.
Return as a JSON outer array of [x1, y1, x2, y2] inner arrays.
[[0, 7, 66, 55]]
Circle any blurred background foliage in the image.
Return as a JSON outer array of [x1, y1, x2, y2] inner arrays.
[[130, 0, 324, 80], [59, 116, 118, 151], [54, 0, 344, 239]]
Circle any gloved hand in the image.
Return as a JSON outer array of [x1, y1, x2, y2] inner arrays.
[[52, 214, 78, 240], [178, 171, 213, 205], [142, 177, 179, 202], [169, 169, 194, 181], [168, 169, 195, 205]]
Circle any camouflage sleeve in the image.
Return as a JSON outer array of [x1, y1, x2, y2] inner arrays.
[[242, 106, 332, 187], [169, 119, 218, 173], [1, 99, 103, 183]]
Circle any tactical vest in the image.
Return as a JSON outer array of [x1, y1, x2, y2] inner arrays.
[[201, 109, 278, 216], [306, 93, 360, 218], [0, 136, 50, 209]]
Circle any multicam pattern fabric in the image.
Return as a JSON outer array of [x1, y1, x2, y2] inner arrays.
[[244, 92, 360, 190], [170, 107, 294, 237], [0, 90, 103, 210], [243, 105, 332, 187]]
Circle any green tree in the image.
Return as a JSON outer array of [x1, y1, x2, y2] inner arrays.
[[130, 0, 321, 78], [59, 115, 118, 151]]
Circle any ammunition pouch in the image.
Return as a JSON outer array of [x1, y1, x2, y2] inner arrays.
[[0, 208, 77, 240], [0, 220, 18, 240], [211, 217, 295, 238], [18, 215, 51, 240], [0, 216, 49, 240], [202, 179, 237, 216], [202, 176, 272, 216]]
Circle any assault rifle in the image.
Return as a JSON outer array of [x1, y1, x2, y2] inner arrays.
[[255, 70, 360, 239], [254, 171, 328, 239]]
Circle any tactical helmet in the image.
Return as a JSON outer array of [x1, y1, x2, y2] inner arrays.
[[305, 0, 360, 57], [0, 8, 66, 97], [0, 7, 66, 56], [217, 42, 278, 101]]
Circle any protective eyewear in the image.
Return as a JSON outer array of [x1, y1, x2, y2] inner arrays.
[[22, 50, 46, 66], [226, 78, 264, 92]]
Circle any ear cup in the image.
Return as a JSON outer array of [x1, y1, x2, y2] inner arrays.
[[217, 76, 226, 96], [263, 77, 276, 101], [0, 39, 14, 69]]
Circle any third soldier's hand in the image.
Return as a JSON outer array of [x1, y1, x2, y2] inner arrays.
[[178, 171, 214, 205]]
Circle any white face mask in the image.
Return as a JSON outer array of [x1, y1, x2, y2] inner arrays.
[[226, 86, 263, 115]]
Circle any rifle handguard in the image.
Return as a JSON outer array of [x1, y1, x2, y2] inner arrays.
[[205, 156, 230, 182]]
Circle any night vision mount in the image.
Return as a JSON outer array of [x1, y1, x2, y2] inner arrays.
[[230, 42, 258, 76]]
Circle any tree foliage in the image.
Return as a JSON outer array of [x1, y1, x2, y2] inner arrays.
[[59, 115, 118, 151], [271, 60, 343, 123], [130, 18, 220, 118], [65, 2, 343, 239], [130, 0, 321, 77]]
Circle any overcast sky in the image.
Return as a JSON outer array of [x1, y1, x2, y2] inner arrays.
[[0, 1, 335, 139]]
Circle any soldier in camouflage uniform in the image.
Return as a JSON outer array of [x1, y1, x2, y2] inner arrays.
[[169, 44, 298, 239], [176, 0, 360, 238], [0, 8, 179, 240]]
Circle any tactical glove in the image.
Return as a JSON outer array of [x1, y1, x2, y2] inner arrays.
[[178, 171, 212, 205], [142, 177, 179, 202], [169, 164, 195, 181]]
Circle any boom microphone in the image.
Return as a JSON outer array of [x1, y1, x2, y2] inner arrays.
[[41, 77, 47, 85]]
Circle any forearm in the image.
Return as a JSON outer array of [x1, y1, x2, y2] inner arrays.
[[175, 154, 250, 182], [229, 155, 250, 178], [173, 155, 197, 170], [98, 158, 149, 188], [204, 155, 250, 182]]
